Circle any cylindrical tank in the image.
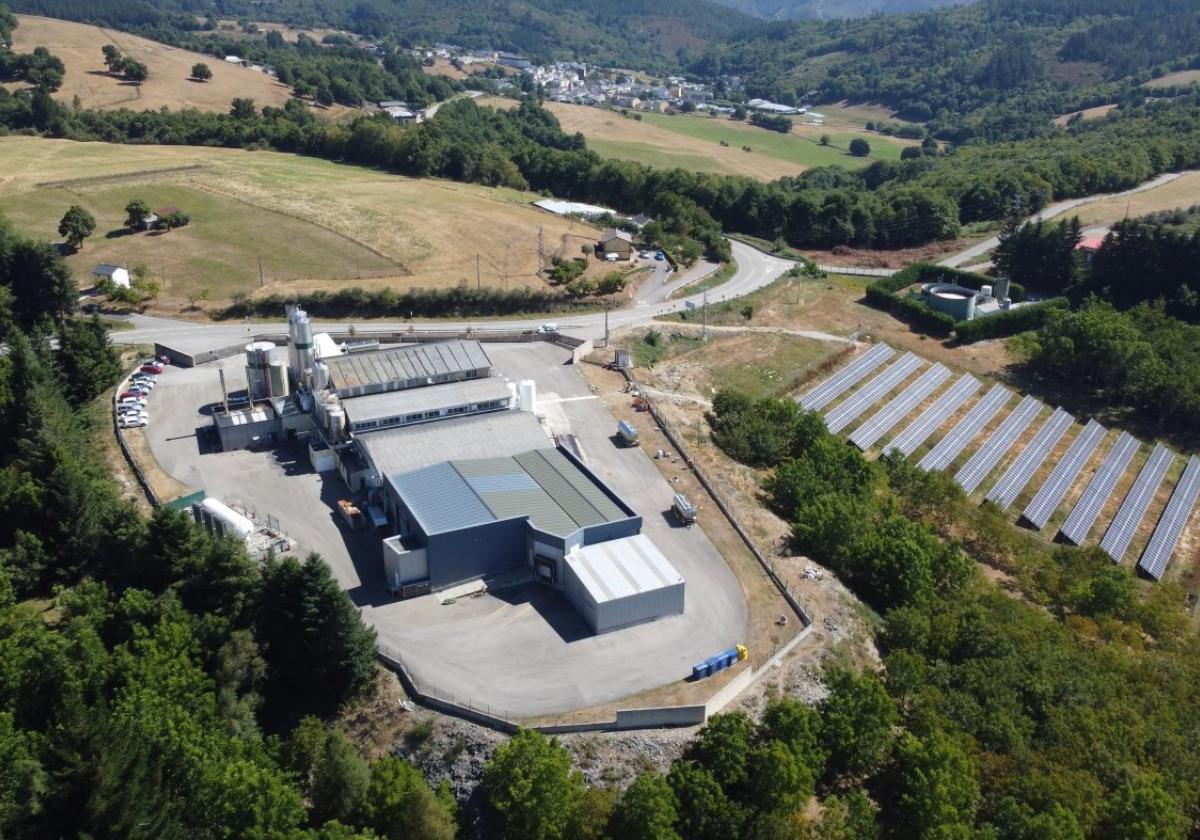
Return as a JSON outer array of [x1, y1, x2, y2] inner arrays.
[[311, 361, 330, 393], [507, 380, 518, 408], [327, 406, 346, 437], [268, 358, 290, 398], [980, 284, 993, 299], [519, 379, 537, 413], [245, 341, 276, 400], [197, 498, 254, 540], [288, 305, 315, 383]]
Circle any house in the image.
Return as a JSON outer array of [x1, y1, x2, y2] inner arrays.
[[383, 106, 419, 124], [92, 264, 130, 289], [1075, 235, 1105, 264], [154, 206, 182, 221], [138, 213, 159, 231], [598, 228, 633, 260], [613, 95, 641, 109], [223, 55, 248, 67], [629, 214, 653, 229]]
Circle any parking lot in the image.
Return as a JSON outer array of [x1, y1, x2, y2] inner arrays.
[[141, 341, 748, 718]]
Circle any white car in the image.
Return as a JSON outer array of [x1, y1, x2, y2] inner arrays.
[[119, 415, 148, 428], [118, 398, 147, 410], [130, 377, 155, 389]]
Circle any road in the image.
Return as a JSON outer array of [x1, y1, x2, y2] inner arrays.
[[111, 239, 794, 349]]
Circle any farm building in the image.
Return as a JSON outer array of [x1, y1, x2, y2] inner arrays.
[[598, 228, 633, 259], [92, 264, 129, 289], [380, 445, 685, 632]]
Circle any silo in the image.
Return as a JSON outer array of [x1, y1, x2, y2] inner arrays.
[[518, 380, 537, 413], [327, 405, 346, 438], [286, 304, 315, 384], [268, 358, 290, 398], [245, 341, 276, 400], [311, 361, 330, 393]]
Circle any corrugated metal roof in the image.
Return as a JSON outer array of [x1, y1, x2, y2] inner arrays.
[[215, 404, 274, 427], [516, 449, 626, 526], [341, 378, 511, 425], [389, 462, 495, 534], [326, 340, 491, 392], [567, 535, 684, 603], [360, 412, 550, 476]]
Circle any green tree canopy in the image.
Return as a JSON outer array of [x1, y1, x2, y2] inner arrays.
[[482, 729, 584, 840], [57, 205, 95, 251]]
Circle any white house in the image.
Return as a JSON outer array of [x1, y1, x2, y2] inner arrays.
[[92, 264, 130, 289]]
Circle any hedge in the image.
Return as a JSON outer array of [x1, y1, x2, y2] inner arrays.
[[865, 264, 954, 336], [216, 285, 594, 320], [953, 297, 1070, 343]]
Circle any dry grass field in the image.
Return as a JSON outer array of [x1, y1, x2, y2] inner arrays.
[[6, 15, 295, 113], [482, 98, 916, 181], [0, 137, 597, 313], [1052, 104, 1118, 126], [1143, 69, 1200, 89], [1068, 171, 1200, 227]]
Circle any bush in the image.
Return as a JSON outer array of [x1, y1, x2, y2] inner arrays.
[[954, 297, 1070, 343]]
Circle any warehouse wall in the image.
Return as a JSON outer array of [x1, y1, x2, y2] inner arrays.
[[425, 517, 530, 590]]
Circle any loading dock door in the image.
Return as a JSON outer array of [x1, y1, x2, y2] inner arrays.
[[534, 555, 557, 584]]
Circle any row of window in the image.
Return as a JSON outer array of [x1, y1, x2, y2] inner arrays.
[[349, 399, 509, 433]]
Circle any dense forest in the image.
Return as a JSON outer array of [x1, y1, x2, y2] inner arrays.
[[709, 0, 968, 21]]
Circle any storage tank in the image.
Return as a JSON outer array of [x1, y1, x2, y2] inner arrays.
[[286, 304, 315, 383], [980, 284, 993, 300], [268, 358, 290, 398], [245, 341, 276, 400], [327, 405, 346, 438], [311, 361, 330, 393], [518, 379, 537, 413], [196, 498, 254, 541]]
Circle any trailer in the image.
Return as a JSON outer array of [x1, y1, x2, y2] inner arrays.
[[672, 493, 697, 526], [690, 644, 748, 681], [337, 499, 366, 530], [617, 419, 640, 446]]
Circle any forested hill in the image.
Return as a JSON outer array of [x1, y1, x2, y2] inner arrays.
[[708, 0, 970, 22], [693, 0, 1200, 139], [4, 0, 763, 71]]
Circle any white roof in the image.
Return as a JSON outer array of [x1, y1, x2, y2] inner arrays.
[[224, 55, 243, 63], [313, 332, 345, 359], [535, 199, 613, 217], [92, 264, 127, 276], [567, 534, 684, 604]]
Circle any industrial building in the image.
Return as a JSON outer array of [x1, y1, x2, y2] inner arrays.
[[207, 305, 686, 635]]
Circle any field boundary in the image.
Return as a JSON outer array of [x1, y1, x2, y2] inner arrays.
[[36, 164, 208, 190]]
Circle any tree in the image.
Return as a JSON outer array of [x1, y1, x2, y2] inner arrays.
[[819, 668, 897, 781], [124, 199, 152, 230], [666, 761, 744, 840], [482, 729, 583, 840], [680, 101, 697, 113], [743, 740, 814, 814], [191, 62, 212, 82], [363, 756, 456, 840], [758, 697, 827, 772], [55, 315, 121, 406], [901, 146, 923, 160], [123, 60, 148, 86], [1098, 773, 1187, 840], [57, 205, 95, 251], [162, 211, 190, 231], [683, 712, 754, 793], [608, 774, 680, 840], [101, 44, 123, 73], [4, 240, 77, 327], [893, 730, 980, 837], [230, 98, 257, 120], [309, 728, 370, 825], [849, 138, 871, 157], [815, 790, 879, 840], [819, 134, 830, 146]]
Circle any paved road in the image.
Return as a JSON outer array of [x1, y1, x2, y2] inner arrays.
[[111, 239, 794, 349]]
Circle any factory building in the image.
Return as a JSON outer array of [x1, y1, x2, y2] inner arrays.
[[380, 445, 686, 633], [324, 340, 492, 398]]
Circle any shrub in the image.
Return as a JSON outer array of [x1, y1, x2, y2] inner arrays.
[[954, 297, 1070, 343]]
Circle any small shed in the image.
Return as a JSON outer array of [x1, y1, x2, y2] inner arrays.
[[598, 228, 633, 259], [1075, 235, 1105, 264], [92, 264, 130, 289]]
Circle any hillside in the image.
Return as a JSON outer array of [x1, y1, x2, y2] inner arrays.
[[0, 136, 597, 312], [709, 0, 970, 21], [5, 0, 764, 72], [5, 14, 295, 112]]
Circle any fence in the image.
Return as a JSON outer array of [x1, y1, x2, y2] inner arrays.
[[112, 363, 160, 508]]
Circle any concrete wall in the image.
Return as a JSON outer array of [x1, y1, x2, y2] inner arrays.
[[615, 705, 706, 729], [216, 415, 280, 451], [382, 538, 428, 589]]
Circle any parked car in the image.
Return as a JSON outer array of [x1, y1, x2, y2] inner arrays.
[[119, 415, 147, 428], [156, 355, 170, 365], [118, 398, 147, 409], [130, 379, 155, 390], [655, 251, 665, 261], [131, 374, 156, 384], [537, 323, 559, 334], [119, 390, 148, 400], [639, 250, 651, 259], [139, 364, 163, 375]]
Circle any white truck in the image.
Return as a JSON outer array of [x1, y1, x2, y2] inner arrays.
[[672, 493, 697, 526]]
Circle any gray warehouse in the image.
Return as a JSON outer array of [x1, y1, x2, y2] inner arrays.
[[381, 446, 686, 633]]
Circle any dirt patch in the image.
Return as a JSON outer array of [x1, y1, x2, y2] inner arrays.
[[1053, 104, 1118, 126], [800, 236, 990, 270]]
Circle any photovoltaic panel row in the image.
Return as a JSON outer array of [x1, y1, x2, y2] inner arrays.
[[1023, 419, 1107, 530], [1059, 432, 1139, 545], [918, 384, 1010, 473], [850, 363, 951, 451], [1138, 456, 1200, 580], [1100, 443, 1174, 562], [886, 374, 980, 458], [798, 343, 894, 411], [985, 407, 1074, 511], [955, 395, 1041, 494], [825, 353, 923, 434]]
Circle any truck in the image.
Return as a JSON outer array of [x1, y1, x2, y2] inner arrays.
[[616, 419, 639, 447], [691, 644, 748, 681], [337, 499, 366, 530], [672, 493, 697, 526]]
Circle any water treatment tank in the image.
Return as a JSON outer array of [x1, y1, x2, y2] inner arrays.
[[245, 341, 276, 400], [197, 498, 255, 540], [327, 406, 346, 438], [268, 358, 290, 398], [518, 379, 537, 413], [311, 361, 330, 393]]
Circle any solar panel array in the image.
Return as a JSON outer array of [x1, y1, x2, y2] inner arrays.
[[798, 343, 894, 411], [985, 407, 1074, 511], [955, 395, 1041, 494], [1059, 432, 1139, 545], [887, 374, 980, 458], [918, 384, 1010, 472], [1138, 457, 1200, 580], [1100, 443, 1174, 562], [825, 352, 923, 434], [1023, 419, 1107, 530], [849, 363, 950, 451]]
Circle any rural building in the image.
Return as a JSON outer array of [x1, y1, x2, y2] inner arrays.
[[598, 228, 633, 259], [92, 264, 130, 289], [340, 377, 512, 434], [613, 95, 642, 109], [1076, 235, 1104, 264], [323, 340, 492, 398], [380, 445, 685, 631]]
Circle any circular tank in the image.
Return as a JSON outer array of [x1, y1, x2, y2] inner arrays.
[[199, 498, 254, 540], [268, 358, 290, 398], [327, 406, 346, 437], [921, 283, 977, 321], [245, 341, 276, 400], [518, 379, 537, 413]]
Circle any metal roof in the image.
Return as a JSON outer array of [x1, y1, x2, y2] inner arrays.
[[325, 340, 491, 392], [388, 447, 630, 537], [214, 404, 274, 428], [358, 411, 550, 476], [567, 534, 684, 603], [341, 378, 511, 425]]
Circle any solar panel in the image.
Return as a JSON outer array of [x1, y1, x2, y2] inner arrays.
[[1059, 432, 1139, 545], [824, 352, 923, 434], [1022, 419, 1107, 530], [954, 395, 1041, 494], [918, 384, 1010, 473], [886, 374, 980, 458], [1099, 443, 1174, 562], [798, 343, 894, 411], [985, 407, 1074, 511], [1138, 456, 1200, 580], [849, 363, 950, 450]]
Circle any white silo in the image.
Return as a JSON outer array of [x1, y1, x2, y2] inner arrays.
[[268, 358, 290, 398], [327, 405, 346, 438], [245, 341, 276, 400], [518, 379, 537, 413], [311, 361, 330, 393], [286, 304, 315, 384]]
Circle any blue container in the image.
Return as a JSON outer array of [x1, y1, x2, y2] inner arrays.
[[692, 662, 712, 680]]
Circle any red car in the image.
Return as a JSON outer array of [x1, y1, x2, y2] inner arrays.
[[140, 364, 164, 375], [119, 390, 148, 400]]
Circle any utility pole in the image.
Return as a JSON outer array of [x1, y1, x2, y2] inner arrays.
[[537, 225, 545, 276], [257, 256, 265, 288], [702, 289, 708, 339], [603, 300, 609, 347], [476, 253, 481, 289]]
